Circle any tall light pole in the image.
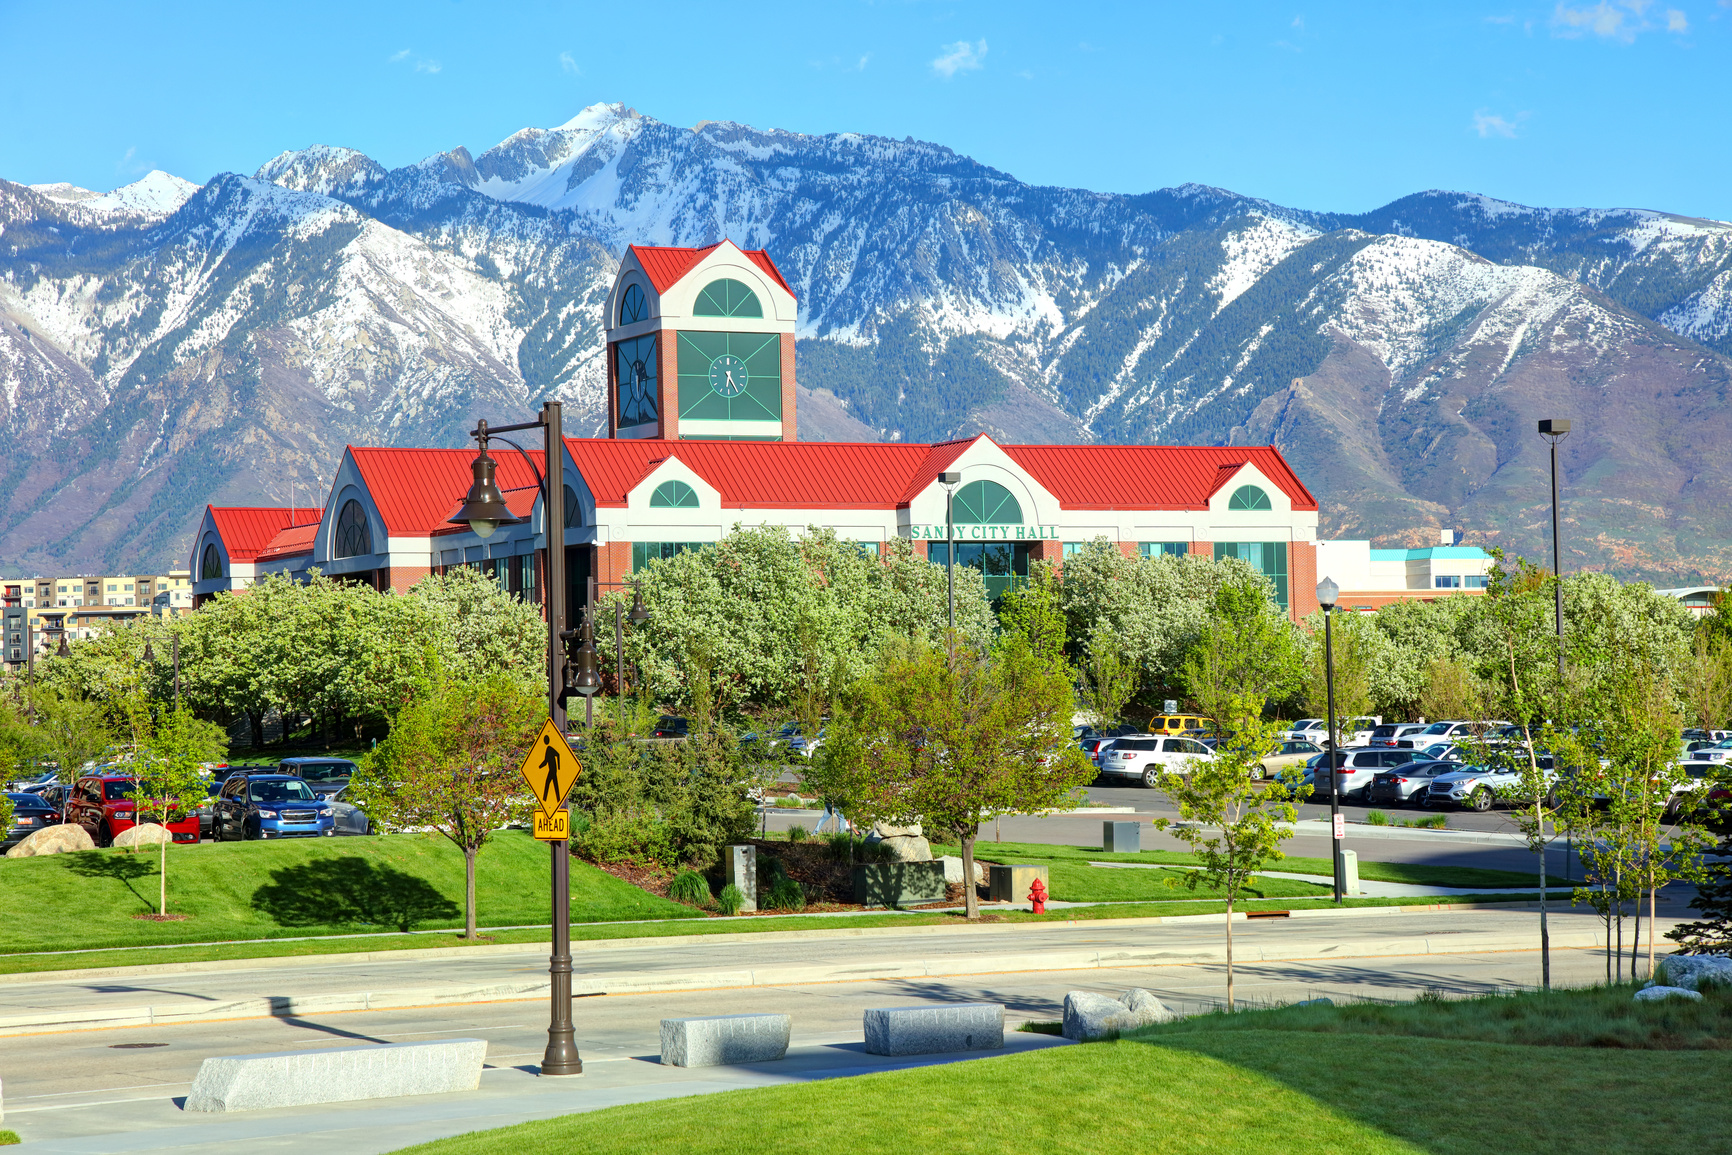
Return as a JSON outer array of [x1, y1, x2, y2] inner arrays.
[[452, 401, 583, 1078], [1316, 577, 1345, 905], [1538, 419, 1570, 679], [939, 471, 962, 630]]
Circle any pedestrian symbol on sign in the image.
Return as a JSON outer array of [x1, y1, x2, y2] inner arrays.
[[517, 719, 581, 818]]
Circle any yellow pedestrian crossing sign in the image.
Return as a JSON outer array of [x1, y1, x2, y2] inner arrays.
[[533, 809, 570, 841], [519, 719, 581, 818]]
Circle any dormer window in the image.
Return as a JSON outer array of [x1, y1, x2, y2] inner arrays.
[[1229, 485, 1272, 511]]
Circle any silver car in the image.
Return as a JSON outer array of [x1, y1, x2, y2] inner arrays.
[[329, 785, 374, 836]]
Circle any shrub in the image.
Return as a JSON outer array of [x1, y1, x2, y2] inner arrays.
[[824, 831, 855, 861], [762, 874, 806, 911], [668, 869, 712, 906], [787, 823, 809, 842], [574, 809, 678, 868], [1365, 810, 1389, 827], [717, 884, 745, 915]]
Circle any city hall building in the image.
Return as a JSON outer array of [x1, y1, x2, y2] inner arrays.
[[190, 241, 1358, 623]]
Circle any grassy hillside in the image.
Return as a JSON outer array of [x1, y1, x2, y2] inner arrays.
[[394, 985, 1732, 1155], [0, 831, 699, 954]]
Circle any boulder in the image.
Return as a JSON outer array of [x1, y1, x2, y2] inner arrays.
[[113, 823, 171, 849], [868, 822, 932, 863], [5, 823, 95, 858], [1062, 989, 1174, 1041], [1633, 985, 1703, 1003], [1294, 997, 1335, 1008], [1653, 954, 1732, 992], [938, 856, 986, 886]]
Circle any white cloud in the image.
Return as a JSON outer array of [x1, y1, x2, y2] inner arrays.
[[115, 145, 144, 175], [1291, 14, 1305, 29], [389, 48, 411, 62], [1473, 109, 1524, 137], [1551, 1, 1691, 40], [559, 51, 581, 74], [414, 58, 441, 73], [856, 53, 870, 71], [931, 39, 987, 78]]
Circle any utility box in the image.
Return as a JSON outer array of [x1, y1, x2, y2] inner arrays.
[[1103, 821, 1141, 854], [987, 864, 1050, 905], [1342, 849, 1360, 897], [853, 862, 947, 909]]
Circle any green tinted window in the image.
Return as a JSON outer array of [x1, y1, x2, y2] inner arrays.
[[693, 278, 763, 318], [1229, 485, 1272, 511], [650, 480, 699, 508], [952, 480, 1022, 525], [631, 542, 709, 572], [1139, 542, 1187, 558], [619, 283, 648, 325], [1214, 542, 1289, 611]]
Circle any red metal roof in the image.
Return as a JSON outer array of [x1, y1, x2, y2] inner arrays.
[[256, 523, 318, 561], [207, 507, 321, 563], [348, 447, 544, 537], [562, 437, 1315, 512], [565, 439, 931, 509], [1001, 445, 1317, 511], [628, 242, 795, 299]]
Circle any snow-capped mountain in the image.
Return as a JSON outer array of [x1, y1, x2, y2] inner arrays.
[[4, 102, 1732, 582]]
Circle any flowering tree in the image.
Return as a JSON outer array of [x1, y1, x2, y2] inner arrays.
[[353, 672, 544, 938], [133, 704, 227, 915]]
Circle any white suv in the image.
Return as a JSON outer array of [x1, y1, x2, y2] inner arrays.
[[1315, 748, 1421, 801], [1097, 736, 1213, 787]]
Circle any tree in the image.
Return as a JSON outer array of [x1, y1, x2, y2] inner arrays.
[[1417, 655, 1482, 722], [1182, 581, 1304, 724], [1153, 698, 1304, 1010], [1301, 610, 1376, 724], [133, 705, 227, 915], [812, 633, 1093, 917], [1666, 832, 1732, 954], [1679, 633, 1732, 731], [352, 672, 543, 938], [997, 565, 1067, 664], [1077, 638, 1137, 730], [31, 691, 116, 782]]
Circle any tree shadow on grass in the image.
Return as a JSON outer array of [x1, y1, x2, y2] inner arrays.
[[58, 850, 158, 912], [251, 857, 459, 932]]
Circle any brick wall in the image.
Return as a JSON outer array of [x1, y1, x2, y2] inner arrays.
[[384, 566, 430, 595], [658, 328, 679, 441], [1117, 541, 1139, 559], [605, 337, 617, 437], [597, 541, 632, 590], [1289, 541, 1318, 623], [1189, 541, 1213, 557], [780, 331, 798, 442]]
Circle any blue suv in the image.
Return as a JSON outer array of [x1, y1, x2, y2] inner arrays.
[[212, 773, 335, 840]]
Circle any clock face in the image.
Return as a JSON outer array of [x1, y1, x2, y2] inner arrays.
[[629, 358, 649, 404], [708, 354, 748, 397]]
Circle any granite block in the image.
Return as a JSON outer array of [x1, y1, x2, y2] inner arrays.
[[863, 1004, 1004, 1056], [184, 1038, 487, 1112], [660, 1014, 791, 1067]]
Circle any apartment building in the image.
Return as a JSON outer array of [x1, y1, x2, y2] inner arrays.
[[3, 570, 192, 668]]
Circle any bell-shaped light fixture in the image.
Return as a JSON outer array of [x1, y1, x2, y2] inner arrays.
[[561, 610, 603, 704], [628, 585, 649, 625], [56, 633, 71, 657], [1316, 577, 1340, 612], [449, 429, 523, 540], [141, 641, 155, 664]]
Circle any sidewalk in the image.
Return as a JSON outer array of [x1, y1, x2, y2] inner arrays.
[[0, 907, 1663, 1039]]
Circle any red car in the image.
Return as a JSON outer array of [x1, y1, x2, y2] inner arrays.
[[65, 774, 200, 847]]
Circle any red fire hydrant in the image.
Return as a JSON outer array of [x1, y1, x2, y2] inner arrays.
[[1029, 877, 1048, 915]]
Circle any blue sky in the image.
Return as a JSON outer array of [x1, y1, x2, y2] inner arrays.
[[2, 0, 1727, 217]]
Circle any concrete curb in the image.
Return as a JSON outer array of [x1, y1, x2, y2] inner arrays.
[[0, 916, 1676, 1038]]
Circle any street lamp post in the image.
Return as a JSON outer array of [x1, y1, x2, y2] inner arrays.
[[451, 401, 583, 1078], [939, 471, 962, 631], [1537, 419, 1570, 680], [1316, 577, 1345, 905]]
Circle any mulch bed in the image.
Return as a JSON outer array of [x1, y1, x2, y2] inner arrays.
[[131, 913, 190, 921]]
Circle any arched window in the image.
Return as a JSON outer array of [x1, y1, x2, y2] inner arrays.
[[952, 480, 1023, 525], [650, 480, 699, 508], [693, 278, 763, 318], [614, 334, 658, 428], [618, 283, 647, 326], [334, 499, 372, 558], [1229, 484, 1272, 511], [201, 542, 223, 580], [564, 484, 581, 528]]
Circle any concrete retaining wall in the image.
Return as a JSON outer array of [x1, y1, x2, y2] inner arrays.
[[853, 862, 947, 908], [184, 1038, 487, 1112]]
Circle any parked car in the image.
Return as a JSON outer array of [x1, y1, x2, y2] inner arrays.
[[1279, 719, 1328, 742], [1683, 739, 1732, 764], [211, 774, 335, 840], [1410, 720, 1514, 742], [1256, 739, 1325, 780], [1080, 736, 1117, 758], [1315, 748, 1420, 801], [1097, 735, 1214, 786], [1367, 723, 1428, 747], [279, 757, 360, 797], [1365, 760, 1461, 806], [194, 783, 223, 838], [1336, 717, 1383, 746], [64, 774, 201, 847], [3, 792, 62, 851], [1147, 714, 1214, 736], [24, 781, 71, 820], [328, 784, 374, 836], [1426, 759, 1554, 811], [653, 716, 690, 739]]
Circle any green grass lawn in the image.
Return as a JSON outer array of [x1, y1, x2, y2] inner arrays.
[[0, 830, 698, 955], [950, 840, 1541, 890], [392, 985, 1732, 1155]]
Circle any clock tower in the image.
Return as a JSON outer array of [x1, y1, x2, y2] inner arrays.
[[603, 241, 799, 442]]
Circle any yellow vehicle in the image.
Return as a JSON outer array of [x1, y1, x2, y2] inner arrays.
[[1148, 714, 1214, 736]]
